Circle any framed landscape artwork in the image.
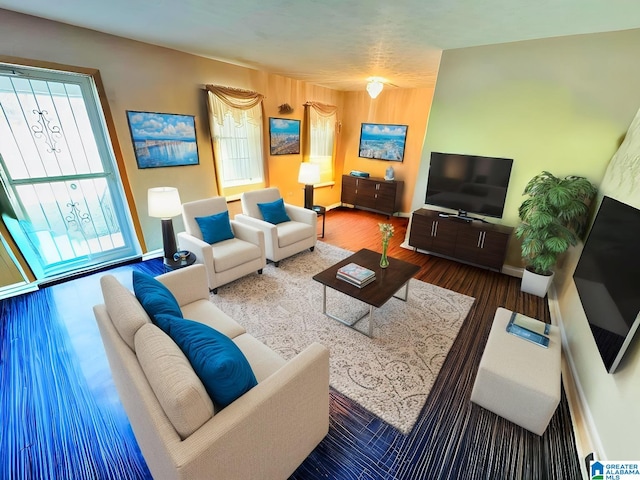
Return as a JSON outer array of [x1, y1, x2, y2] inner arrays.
[[358, 123, 408, 162], [269, 118, 301, 155], [126, 111, 199, 168]]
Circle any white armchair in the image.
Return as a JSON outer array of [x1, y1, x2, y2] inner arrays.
[[236, 188, 316, 267], [178, 197, 266, 293]]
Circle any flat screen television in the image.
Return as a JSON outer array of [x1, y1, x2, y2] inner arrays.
[[425, 152, 513, 219], [573, 196, 640, 373]]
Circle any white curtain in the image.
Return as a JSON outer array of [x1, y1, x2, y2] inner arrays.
[[206, 85, 265, 192], [304, 102, 337, 184]]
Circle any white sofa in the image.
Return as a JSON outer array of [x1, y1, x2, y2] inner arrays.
[[93, 264, 330, 480], [236, 188, 316, 267]]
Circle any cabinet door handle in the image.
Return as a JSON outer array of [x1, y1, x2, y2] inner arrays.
[[477, 232, 482, 248], [480, 231, 486, 248], [434, 221, 438, 236]]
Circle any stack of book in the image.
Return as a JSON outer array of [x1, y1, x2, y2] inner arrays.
[[336, 262, 376, 288]]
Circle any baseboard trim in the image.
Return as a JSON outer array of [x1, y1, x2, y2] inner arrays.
[[548, 284, 604, 478]]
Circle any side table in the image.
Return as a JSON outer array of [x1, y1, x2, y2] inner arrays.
[[164, 251, 197, 272], [312, 205, 326, 238]]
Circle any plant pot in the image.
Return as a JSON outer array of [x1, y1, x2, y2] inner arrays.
[[521, 267, 554, 298]]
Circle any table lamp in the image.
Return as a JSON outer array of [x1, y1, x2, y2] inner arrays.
[[298, 163, 321, 210], [148, 187, 182, 261]]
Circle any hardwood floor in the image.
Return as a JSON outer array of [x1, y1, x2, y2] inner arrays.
[[0, 206, 582, 479], [293, 206, 582, 480]]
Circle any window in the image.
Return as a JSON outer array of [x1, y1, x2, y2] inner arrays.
[[206, 86, 265, 195], [304, 102, 337, 184], [0, 64, 140, 281]]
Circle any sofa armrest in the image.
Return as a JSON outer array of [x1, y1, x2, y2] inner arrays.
[[174, 342, 330, 479], [157, 264, 210, 306], [177, 232, 213, 267], [235, 214, 278, 254], [285, 204, 317, 226], [230, 220, 265, 250]]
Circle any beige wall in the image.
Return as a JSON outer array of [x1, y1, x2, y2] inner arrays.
[[0, 9, 343, 257], [413, 30, 640, 268], [417, 28, 640, 459], [553, 107, 640, 459], [0, 8, 434, 278]]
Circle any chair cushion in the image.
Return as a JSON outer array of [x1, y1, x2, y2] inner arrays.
[[155, 314, 258, 408], [135, 323, 214, 439], [211, 237, 262, 273], [133, 271, 183, 321], [276, 221, 316, 248], [100, 274, 151, 350], [257, 198, 291, 224], [195, 211, 235, 244]]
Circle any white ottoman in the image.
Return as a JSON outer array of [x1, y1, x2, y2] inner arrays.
[[471, 307, 561, 435]]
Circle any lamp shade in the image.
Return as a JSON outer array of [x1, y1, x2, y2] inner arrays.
[[366, 80, 384, 99], [148, 187, 182, 219], [298, 163, 321, 185]]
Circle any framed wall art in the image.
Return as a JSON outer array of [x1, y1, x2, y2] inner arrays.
[[358, 123, 408, 162], [269, 117, 301, 155], [126, 111, 199, 168]]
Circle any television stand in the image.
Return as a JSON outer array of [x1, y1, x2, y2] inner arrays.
[[409, 208, 513, 272]]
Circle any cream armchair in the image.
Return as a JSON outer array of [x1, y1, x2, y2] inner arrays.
[[178, 197, 266, 293], [235, 188, 316, 267]]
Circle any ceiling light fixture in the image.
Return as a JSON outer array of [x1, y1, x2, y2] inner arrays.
[[366, 79, 384, 99]]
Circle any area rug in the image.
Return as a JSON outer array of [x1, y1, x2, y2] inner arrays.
[[210, 242, 475, 434]]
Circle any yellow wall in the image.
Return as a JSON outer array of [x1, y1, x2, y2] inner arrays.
[[341, 86, 437, 213], [416, 28, 640, 459]]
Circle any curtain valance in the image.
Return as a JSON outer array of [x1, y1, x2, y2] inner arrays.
[[206, 85, 264, 126]]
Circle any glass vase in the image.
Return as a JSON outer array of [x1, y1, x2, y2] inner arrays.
[[380, 240, 389, 268]]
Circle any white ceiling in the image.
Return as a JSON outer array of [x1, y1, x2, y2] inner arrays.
[[2, 0, 640, 91]]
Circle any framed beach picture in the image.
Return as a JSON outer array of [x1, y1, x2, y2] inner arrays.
[[269, 118, 301, 155], [126, 111, 199, 168], [358, 123, 408, 162]]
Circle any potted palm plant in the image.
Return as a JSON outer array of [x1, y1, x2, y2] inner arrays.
[[515, 171, 597, 297]]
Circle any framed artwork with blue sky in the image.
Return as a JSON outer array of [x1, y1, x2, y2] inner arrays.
[[126, 111, 199, 168], [269, 117, 301, 155], [358, 123, 408, 162]]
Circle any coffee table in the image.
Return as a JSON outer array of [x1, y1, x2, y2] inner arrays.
[[312, 248, 420, 337]]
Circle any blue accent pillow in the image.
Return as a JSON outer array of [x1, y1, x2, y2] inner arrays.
[[155, 314, 257, 408], [257, 198, 290, 224], [195, 211, 235, 244], [133, 271, 183, 321]]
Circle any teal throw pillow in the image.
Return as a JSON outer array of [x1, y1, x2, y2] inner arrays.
[[257, 198, 290, 224], [154, 314, 257, 408], [195, 211, 235, 244], [133, 271, 183, 321]]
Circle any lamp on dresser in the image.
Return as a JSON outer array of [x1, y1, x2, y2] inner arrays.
[[148, 186, 182, 261], [298, 162, 321, 210]]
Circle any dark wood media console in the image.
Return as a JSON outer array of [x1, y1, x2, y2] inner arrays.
[[341, 175, 403, 216], [408, 208, 513, 272]]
